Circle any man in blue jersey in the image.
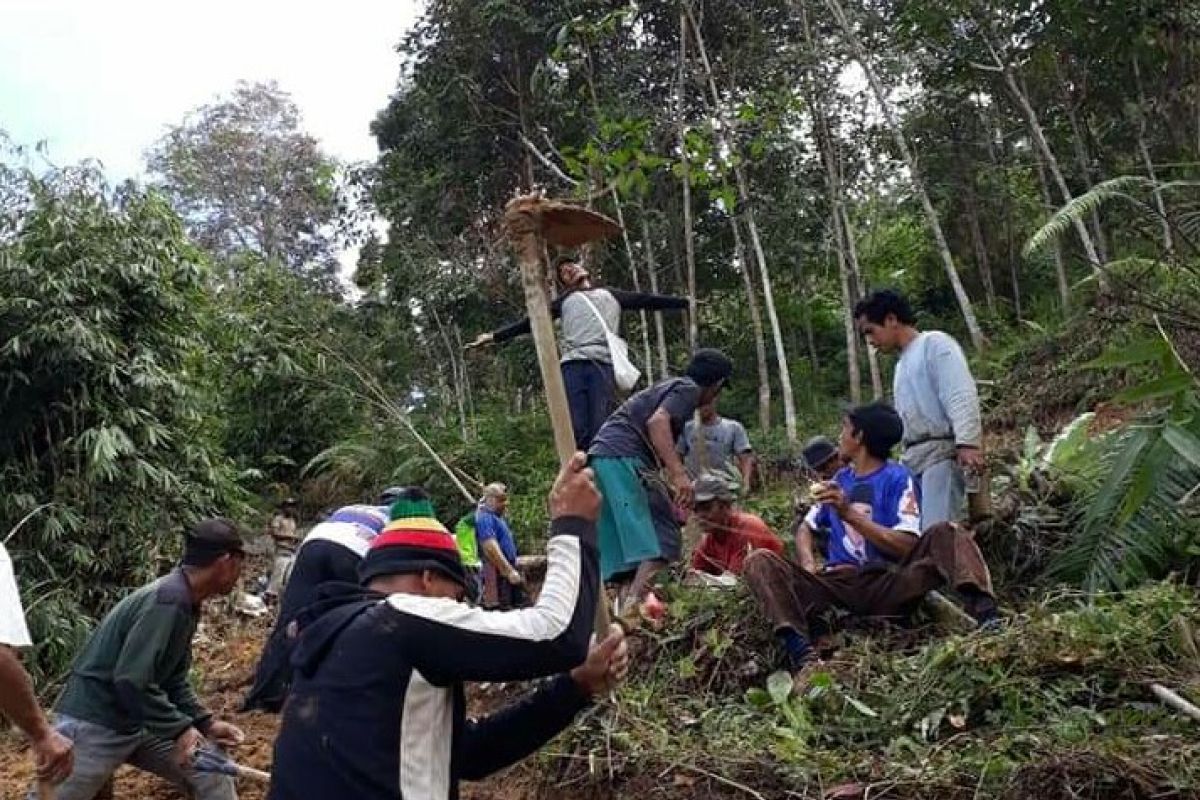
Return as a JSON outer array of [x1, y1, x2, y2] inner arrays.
[[743, 402, 997, 679]]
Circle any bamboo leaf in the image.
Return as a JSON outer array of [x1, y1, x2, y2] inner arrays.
[[1083, 338, 1169, 370], [1164, 424, 1200, 471], [1113, 373, 1193, 404]]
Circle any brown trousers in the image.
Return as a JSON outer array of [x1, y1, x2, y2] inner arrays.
[[743, 522, 993, 637]]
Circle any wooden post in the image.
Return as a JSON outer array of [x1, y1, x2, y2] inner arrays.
[[503, 192, 621, 634]]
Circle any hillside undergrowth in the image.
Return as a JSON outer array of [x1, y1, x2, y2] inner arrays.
[[519, 582, 1200, 799]]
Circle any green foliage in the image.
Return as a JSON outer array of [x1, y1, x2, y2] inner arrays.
[[532, 581, 1200, 798], [145, 81, 348, 285], [0, 161, 245, 683], [1049, 332, 1200, 592]]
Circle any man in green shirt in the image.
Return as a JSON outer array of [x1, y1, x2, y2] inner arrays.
[[35, 519, 247, 800]]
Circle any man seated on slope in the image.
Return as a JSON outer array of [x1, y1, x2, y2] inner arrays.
[[268, 453, 629, 800], [743, 402, 998, 685], [689, 473, 783, 580]]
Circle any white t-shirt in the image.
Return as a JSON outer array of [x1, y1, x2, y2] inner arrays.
[[0, 542, 32, 647]]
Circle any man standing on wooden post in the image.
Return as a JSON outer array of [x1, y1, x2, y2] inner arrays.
[[499, 192, 622, 636], [589, 348, 734, 615], [469, 256, 689, 450]]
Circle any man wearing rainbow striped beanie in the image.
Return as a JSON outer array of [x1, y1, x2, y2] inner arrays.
[[268, 454, 629, 800]]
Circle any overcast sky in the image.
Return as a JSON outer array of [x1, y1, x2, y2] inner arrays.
[[0, 0, 423, 178]]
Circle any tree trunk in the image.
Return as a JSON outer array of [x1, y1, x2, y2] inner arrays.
[[676, 8, 699, 351], [453, 323, 476, 439], [840, 202, 883, 398], [731, 213, 772, 432], [810, 85, 861, 402], [992, 43, 1104, 280], [1033, 150, 1071, 311], [430, 307, 468, 441], [798, 0, 880, 399], [1133, 56, 1176, 258], [685, 4, 798, 443], [833, 225, 861, 403], [964, 179, 997, 313], [641, 215, 671, 377], [1055, 59, 1110, 262], [609, 191, 656, 377], [821, 0, 986, 351]]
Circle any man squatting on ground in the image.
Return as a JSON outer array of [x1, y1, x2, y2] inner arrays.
[[268, 453, 630, 800], [744, 402, 998, 680], [32, 520, 248, 800], [689, 473, 782, 577]]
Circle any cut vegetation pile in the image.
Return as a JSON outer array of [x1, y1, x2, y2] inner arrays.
[[510, 581, 1200, 799]]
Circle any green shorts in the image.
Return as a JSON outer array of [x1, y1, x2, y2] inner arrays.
[[591, 456, 682, 580]]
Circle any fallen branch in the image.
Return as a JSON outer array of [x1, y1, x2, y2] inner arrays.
[[1150, 682, 1200, 723], [679, 764, 768, 800]]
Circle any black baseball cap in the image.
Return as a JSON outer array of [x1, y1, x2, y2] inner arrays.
[[801, 436, 839, 471], [182, 518, 245, 565], [685, 348, 734, 388]]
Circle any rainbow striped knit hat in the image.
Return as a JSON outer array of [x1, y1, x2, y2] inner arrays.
[[358, 498, 467, 589]]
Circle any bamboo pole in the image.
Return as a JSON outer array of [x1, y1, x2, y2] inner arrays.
[[503, 193, 620, 635]]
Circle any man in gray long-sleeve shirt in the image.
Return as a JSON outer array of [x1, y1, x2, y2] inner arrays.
[[854, 290, 983, 527], [469, 257, 689, 449]]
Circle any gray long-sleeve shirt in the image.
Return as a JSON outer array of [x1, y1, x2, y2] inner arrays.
[[491, 287, 689, 365], [892, 330, 982, 476]]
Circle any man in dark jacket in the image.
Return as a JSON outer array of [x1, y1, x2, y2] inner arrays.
[[241, 490, 400, 713], [468, 257, 689, 450], [268, 453, 628, 800]]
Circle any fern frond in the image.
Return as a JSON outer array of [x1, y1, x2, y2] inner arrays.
[[1049, 420, 1200, 593], [1023, 176, 1160, 259]]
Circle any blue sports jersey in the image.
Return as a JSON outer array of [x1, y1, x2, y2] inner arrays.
[[814, 462, 921, 567], [474, 505, 519, 563]]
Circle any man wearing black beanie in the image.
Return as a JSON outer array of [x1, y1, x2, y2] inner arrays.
[[589, 348, 734, 614]]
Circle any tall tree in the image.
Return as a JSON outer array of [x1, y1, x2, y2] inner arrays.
[[818, 0, 986, 351], [685, 4, 799, 443], [146, 81, 344, 283]]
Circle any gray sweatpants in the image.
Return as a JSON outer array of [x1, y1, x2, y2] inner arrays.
[[30, 715, 236, 800], [915, 458, 965, 528]]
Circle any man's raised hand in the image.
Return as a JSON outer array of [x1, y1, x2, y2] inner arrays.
[[465, 332, 494, 350], [569, 624, 630, 696], [549, 452, 600, 522]]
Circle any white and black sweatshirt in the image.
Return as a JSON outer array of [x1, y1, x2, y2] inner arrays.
[[267, 515, 600, 800]]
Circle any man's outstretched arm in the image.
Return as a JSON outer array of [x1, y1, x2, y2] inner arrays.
[[392, 455, 602, 684]]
